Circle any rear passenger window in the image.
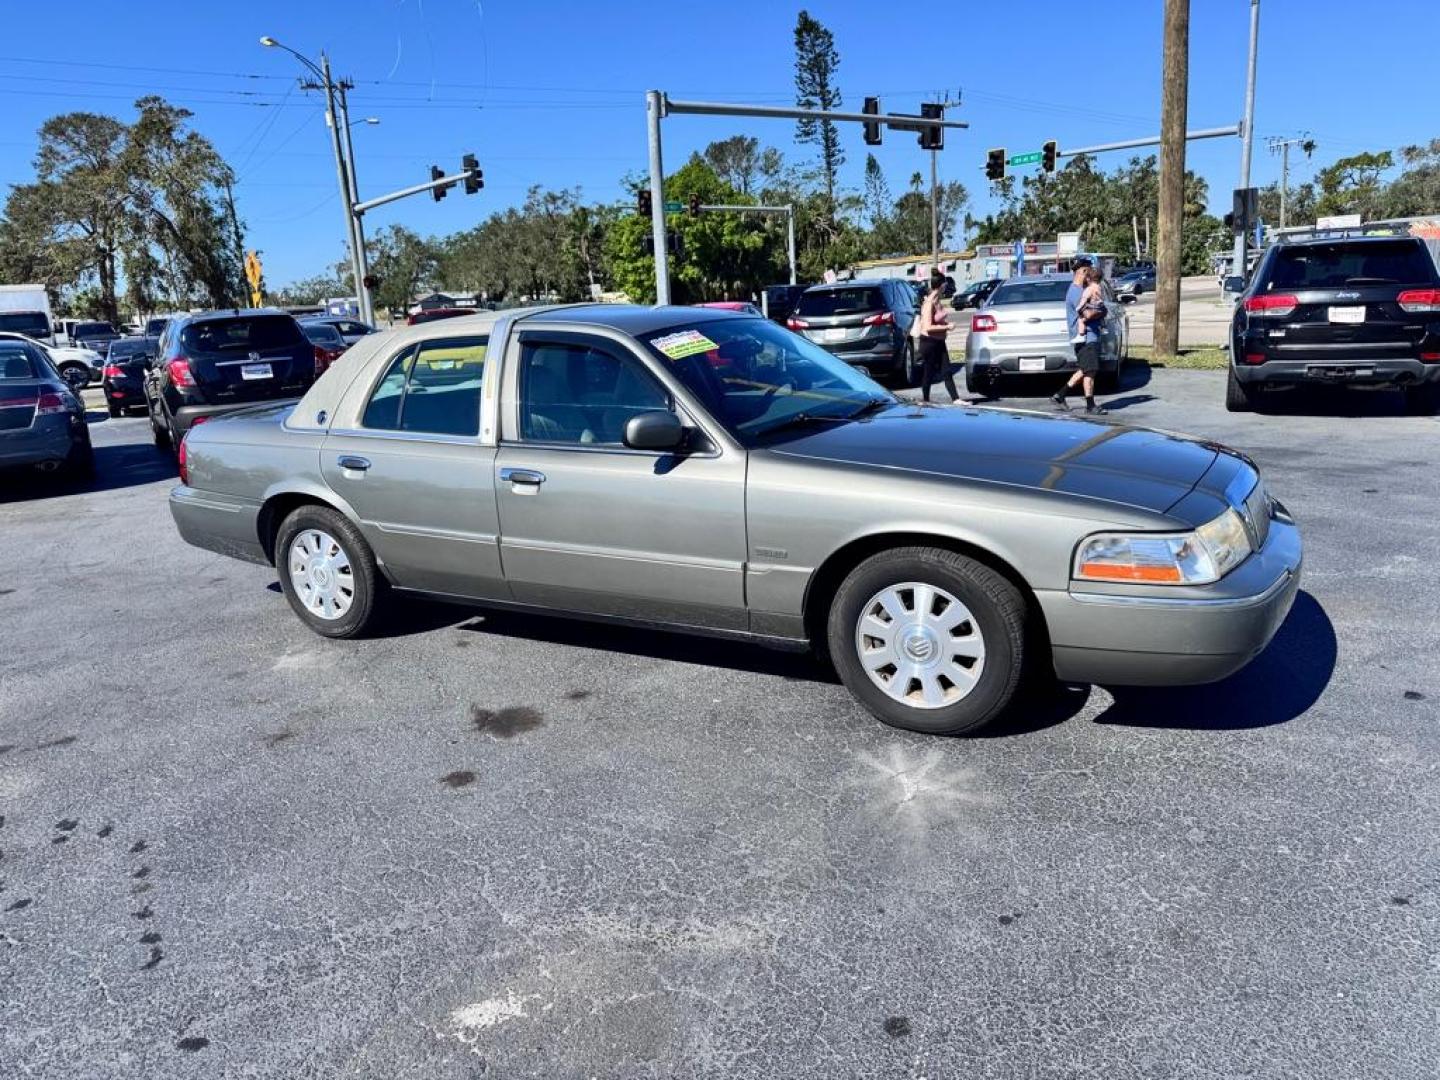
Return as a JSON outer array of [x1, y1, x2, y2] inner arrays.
[[361, 336, 487, 436]]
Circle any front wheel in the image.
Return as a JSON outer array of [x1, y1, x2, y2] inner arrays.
[[827, 547, 1027, 735], [59, 364, 89, 391], [275, 505, 385, 638]]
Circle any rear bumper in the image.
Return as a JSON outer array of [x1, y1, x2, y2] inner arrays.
[[1233, 357, 1440, 388], [169, 485, 268, 564], [966, 337, 1117, 375], [171, 400, 292, 438], [1038, 518, 1302, 686], [0, 418, 84, 468], [806, 334, 906, 371]]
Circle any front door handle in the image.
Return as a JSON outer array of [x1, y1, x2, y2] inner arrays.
[[337, 455, 371, 472], [499, 467, 546, 486]]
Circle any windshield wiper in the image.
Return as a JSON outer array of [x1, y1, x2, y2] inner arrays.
[[845, 397, 896, 420], [756, 411, 851, 438]]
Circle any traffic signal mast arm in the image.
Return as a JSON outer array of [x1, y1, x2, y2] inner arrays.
[[352, 158, 483, 216]]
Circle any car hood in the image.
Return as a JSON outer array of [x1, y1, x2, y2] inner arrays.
[[764, 403, 1221, 515]]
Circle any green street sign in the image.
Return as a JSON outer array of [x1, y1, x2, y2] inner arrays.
[[1009, 151, 1043, 166], [663, 200, 683, 212]]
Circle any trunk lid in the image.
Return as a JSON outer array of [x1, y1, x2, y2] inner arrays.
[[792, 286, 892, 347], [983, 300, 1070, 344]]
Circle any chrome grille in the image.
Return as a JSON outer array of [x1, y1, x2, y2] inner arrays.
[[1244, 479, 1271, 550]]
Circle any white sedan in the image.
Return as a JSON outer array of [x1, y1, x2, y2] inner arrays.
[[0, 332, 103, 389]]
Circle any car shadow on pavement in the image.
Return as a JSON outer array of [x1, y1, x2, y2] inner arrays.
[[1254, 386, 1422, 419], [1094, 590, 1335, 730], [0, 444, 175, 504], [452, 608, 839, 683]]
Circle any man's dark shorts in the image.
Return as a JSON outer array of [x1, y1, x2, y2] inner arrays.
[[1074, 340, 1100, 374]]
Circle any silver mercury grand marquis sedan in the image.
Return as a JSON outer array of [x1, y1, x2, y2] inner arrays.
[[169, 305, 1302, 736]]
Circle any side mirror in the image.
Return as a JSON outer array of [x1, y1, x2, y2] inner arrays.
[[623, 410, 685, 452]]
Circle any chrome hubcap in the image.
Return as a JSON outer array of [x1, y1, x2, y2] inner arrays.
[[288, 529, 354, 621], [854, 581, 986, 710]]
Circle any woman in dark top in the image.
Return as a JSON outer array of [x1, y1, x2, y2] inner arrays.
[[917, 270, 958, 403]]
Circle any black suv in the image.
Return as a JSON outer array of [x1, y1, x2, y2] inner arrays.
[[787, 280, 919, 385], [1228, 235, 1440, 413], [145, 309, 316, 449]]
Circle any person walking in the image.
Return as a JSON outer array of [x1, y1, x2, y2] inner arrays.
[[1052, 260, 1109, 415], [916, 270, 959, 403]]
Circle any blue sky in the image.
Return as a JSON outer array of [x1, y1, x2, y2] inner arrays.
[[1, 0, 1433, 285]]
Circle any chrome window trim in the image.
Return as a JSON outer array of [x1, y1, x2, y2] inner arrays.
[[326, 426, 484, 448], [352, 331, 494, 444], [495, 436, 720, 461]]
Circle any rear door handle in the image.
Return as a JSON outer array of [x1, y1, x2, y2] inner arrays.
[[337, 455, 371, 471], [499, 467, 546, 486]]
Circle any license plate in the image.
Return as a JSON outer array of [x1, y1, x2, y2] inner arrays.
[[240, 363, 272, 380], [823, 328, 847, 342], [1328, 306, 1365, 324], [1018, 357, 1046, 372]]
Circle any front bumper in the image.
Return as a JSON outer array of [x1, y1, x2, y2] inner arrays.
[[1037, 517, 1302, 686], [1233, 357, 1440, 388]]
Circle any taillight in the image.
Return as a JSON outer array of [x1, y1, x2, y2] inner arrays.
[[177, 431, 190, 485], [103, 363, 122, 378], [1243, 353, 1267, 365], [314, 344, 328, 373], [167, 357, 196, 387], [1397, 288, 1440, 313], [35, 391, 70, 415], [862, 310, 894, 326], [1420, 352, 1440, 362], [786, 317, 810, 330], [971, 313, 997, 333], [1243, 294, 1297, 316]]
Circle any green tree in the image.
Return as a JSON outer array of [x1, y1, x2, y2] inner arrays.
[[273, 273, 347, 306], [1314, 150, 1394, 221], [1385, 139, 1440, 217], [365, 225, 439, 315], [703, 136, 783, 198], [793, 10, 844, 220]]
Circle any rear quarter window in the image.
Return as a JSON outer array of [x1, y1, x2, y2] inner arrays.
[[794, 288, 886, 316], [1261, 240, 1439, 290]]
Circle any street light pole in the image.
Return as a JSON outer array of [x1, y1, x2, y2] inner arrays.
[[1232, 0, 1261, 276], [335, 82, 375, 324], [645, 90, 670, 305]]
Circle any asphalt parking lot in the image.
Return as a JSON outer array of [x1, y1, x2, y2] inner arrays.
[[2, 370, 1437, 1079]]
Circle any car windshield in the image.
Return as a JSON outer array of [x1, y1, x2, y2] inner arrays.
[[109, 339, 155, 358], [303, 323, 343, 344], [1262, 240, 1437, 289], [988, 280, 1071, 305], [0, 312, 50, 337], [181, 315, 304, 353], [0, 341, 42, 378], [639, 318, 892, 445], [75, 322, 116, 337], [794, 287, 885, 317], [145, 319, 168, 335]]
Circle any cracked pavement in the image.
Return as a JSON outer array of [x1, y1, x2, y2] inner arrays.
[[1, 370, 1437, 1078]]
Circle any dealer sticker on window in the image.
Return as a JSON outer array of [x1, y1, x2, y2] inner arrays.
[[651, 329, 718, 360]]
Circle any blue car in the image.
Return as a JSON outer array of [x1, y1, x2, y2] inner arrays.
[[0, 335, 93, 480]]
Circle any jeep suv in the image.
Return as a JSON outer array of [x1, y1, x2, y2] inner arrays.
[[145, 309, 316, 449], [786, 281, 919, 385], [1227, 235, 1440, 413]]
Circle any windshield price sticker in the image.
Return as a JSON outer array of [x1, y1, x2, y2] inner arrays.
[[651, 330, 718, 359]]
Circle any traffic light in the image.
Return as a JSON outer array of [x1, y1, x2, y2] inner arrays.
[[1223, 211, 1236, 232], [985, 148, 1006, 182], [461, 153, 483, 195], [918, 103, 943, 151], [862, 96, 882, 146], [1042, 140, 1058, 174], [362, 274, 380, 290], [430, 165, 446, 202], [638, 188, 652, 217], [688, 192, 701, 216]]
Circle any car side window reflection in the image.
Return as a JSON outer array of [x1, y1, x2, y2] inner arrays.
[[360, 335, 488, 436], [519, 340, 669, 446]]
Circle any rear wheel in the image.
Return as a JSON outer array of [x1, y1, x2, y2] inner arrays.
[[108, 403, 122, 418], [1225, 366, 1255, 412], [64, 438, 95, 481], [150, 399, 172, 449], [899, 340, 919, 388], [1404, 383, 1440, 415], [275, 505, 385, 639], [827, 546, 1026, 735]]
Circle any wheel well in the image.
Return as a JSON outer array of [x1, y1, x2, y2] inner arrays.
[[802, 532, 1051, 655], [257, 493, 338, 565]]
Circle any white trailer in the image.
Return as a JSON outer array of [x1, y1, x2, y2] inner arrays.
[[0, 284, 55, 345]]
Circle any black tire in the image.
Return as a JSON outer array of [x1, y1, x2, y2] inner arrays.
[[274, 505, 385, 639], [1225, 366, 1254, 412], [108, 403, 122, 418], [1404, 383, 1440, 415], [150, 403, 172, 449], [59, 364, 89, 390], [965, 367, 998, 399], [826, 546, 1027, 735], [1097, 363, 1121, 395], [64, 439, 95, 481], [898, 340, 919, 389]]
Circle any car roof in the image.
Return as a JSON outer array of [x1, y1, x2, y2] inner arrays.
[[1273, 233, 1426, 248], [998, 273, 1073, 284], [176, 307, 292, 325]]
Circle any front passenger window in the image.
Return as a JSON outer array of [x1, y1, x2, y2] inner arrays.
[[519, 340, 669, 446]]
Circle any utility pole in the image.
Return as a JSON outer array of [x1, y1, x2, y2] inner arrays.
[[645, 90, 671, 305], [1267, 134, 1315, 229], [314, 56, 364, 319], [929, 92, 961, 271], [1153, 0, 1191, 360], [335, 82, 374, 324], [1232, 0, 1261, 278]]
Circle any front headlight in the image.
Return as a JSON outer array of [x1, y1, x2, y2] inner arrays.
[[1074, 507, 1253, 586]]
